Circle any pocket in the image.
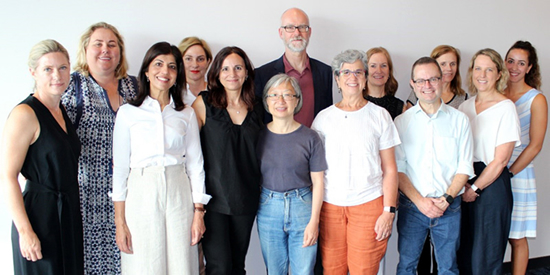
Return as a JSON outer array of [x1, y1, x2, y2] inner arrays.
[[298, 191, 312, 205], [446, 197, 462, 213], [259, 191, 271, 206]]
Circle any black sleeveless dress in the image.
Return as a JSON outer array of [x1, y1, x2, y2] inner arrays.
[[12, 96, 83, 275], [198, 91, 263, 215]]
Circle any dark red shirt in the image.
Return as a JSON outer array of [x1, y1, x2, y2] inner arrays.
[[283, 55, 315, 127]]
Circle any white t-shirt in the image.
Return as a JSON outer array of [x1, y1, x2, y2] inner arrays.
[[111, 96, 211, 204], [458, 96, 521, 165], [311, 103, 401, 206]]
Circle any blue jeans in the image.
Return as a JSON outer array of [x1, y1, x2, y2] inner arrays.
[[397, 193, 461, 275], [257, 186, 317, 275]]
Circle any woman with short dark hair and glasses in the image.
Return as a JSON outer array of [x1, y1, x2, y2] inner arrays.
[[256, 73, 326, 275], [311, 49, 400, 274]]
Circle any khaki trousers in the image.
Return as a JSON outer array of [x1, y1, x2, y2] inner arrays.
[[122, 164, 198, 275]]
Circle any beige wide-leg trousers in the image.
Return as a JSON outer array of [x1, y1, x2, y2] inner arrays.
[[121, 164, 198, 275]]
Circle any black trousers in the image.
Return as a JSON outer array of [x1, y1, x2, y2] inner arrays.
[[458, 162, 513, 275], [203, 211, 256, 275]]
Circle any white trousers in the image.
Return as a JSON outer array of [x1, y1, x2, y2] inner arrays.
[[121, 164, 198, 275]]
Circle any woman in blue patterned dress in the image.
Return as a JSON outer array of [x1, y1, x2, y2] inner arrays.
[[504, 41, 547, 275], [61, 22, 137, 275]]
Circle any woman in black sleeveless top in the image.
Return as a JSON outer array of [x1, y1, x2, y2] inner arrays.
[[0, 40, 83, 275], [192, 46, 263, 275]]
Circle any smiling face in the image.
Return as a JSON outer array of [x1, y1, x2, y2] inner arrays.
[[85, 28, 121, 77], [436, 52, 458, 84], [279, 8, 311, 53], [411, 63, 442, 105], [472, 55, 501, 93], [266, 81, 299, 119], [219, 53, 247, 93], [336, 60, 367, 97], [31, 52, 71, 97], [145, 54, 178, 94], [367, 52, 389, 88], [183, 45, 210, 83], [506, 49, 532, 84]]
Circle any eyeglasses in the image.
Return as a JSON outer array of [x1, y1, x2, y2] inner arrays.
[[280, 25, 310, 33], [339, 69, 366, 78], [413, 77, 441, 86], [266, 93, 299, 102]]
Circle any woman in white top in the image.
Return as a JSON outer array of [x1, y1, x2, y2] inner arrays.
[[457, 48, 520, 275], [311, 49, 400, 275], [112, 42, 211, 275], [178, 37, 213, 106]]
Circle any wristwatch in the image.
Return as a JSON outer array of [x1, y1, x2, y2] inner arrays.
[[383, 206, 396, 213], [471, 184, 483, 195], [442, 193, 454, 204]]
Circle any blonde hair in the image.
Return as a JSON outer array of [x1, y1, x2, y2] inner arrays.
[[431, 45, 466, 96], [177, 36, 213, 62], [28, 39, 69, 70], [73, 22, 128, 79], [467, 48, 509, 95], [28, 39, 70, 91]]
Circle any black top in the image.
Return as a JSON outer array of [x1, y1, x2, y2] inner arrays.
[[366, 94, 404, 120], [199, 91, 263, 215], [254, 55, 333, 123], [13, 95, 83, 275]]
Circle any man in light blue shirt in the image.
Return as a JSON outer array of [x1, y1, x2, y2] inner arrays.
[[394, 57, 474, 274]]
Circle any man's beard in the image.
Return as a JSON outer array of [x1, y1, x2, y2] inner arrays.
[[286, 37, 308, 52]]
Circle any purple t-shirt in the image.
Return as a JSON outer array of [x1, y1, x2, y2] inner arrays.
[[256, 125, 327, 192]]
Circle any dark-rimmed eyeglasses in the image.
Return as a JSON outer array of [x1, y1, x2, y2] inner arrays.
[[339, 69, 366, 78], [413, 77, 441, 86], [280, 25, 310, 33]]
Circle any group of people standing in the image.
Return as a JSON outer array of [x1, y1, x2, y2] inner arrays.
[[0, 7, 546, 275]]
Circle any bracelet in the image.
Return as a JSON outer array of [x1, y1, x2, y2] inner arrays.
[[194, 207, 206, 214]]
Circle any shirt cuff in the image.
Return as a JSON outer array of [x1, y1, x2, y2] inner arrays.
[[109, 188, 128, 202], [192, 192, 212, 205]]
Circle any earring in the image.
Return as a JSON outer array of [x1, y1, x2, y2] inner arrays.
[[146, 76, 149, 82]]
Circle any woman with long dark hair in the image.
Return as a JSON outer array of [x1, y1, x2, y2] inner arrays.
[[112, 42, 210, 274], [192, 46, 263, 275]]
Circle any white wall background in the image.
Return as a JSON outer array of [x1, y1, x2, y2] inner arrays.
[[1, 1, 549, 274]]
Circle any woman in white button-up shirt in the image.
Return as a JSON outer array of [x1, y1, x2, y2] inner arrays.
[[112, 42, 211, 275]]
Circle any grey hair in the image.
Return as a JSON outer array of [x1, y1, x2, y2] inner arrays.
[[262, 73, 303, 114], [331, 49, 368, 77]]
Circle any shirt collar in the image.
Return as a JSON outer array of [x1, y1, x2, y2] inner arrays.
[[283, 54, 311, 74], [412, 98, 449, 118], [144, 95, 175, 108]]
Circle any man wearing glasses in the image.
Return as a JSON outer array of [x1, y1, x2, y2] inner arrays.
[[255, 8, 332, 127], [394, 57, 474, 274]]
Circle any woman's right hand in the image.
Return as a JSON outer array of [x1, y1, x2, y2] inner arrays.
[[116, 222, 133, 254], [19, 230, 42, 261]]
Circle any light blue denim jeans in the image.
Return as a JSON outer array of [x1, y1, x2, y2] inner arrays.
[[397, 193, 462, 275], [257, 186, 317, 275]]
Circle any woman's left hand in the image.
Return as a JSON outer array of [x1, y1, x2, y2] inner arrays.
[[191, 211, 206, 246], [302, 221, 319, 247], [375, 212, 395, 241]]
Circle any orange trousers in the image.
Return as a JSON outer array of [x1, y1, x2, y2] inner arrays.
[[320, 197, 388, 275]]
